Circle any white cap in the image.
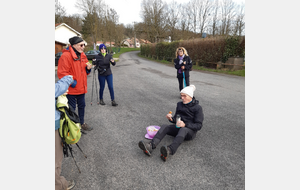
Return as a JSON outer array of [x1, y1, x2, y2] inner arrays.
[[180, 85, 196, 98]]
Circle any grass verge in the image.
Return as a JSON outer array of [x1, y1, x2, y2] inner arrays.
[[112, 48, 140, 59], [88, 48, 140, 64], [137, 53, 245, 77]]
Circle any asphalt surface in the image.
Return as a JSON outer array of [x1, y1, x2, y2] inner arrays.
[[55, 51, 245, 190]]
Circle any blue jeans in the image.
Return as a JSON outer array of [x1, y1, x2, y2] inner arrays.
[[66, 94, 86, 125], [98, 74, 115, 100]]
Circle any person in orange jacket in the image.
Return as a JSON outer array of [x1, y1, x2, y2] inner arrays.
[[57, 36, 93, 131]]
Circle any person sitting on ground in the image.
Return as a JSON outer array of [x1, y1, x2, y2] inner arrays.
[[138, 85, 204, 162]]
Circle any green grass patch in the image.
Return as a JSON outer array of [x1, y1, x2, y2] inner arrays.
[[88, 48, 140, 63], [112, 48, 140, 59], [138, 53, 245, 77]]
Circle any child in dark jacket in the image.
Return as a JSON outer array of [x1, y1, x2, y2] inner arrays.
[[138, 85, 204, 162]]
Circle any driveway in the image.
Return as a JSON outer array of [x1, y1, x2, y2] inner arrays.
[[55, 51, 245, 190]]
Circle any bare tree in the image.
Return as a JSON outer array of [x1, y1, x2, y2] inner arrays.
[[76, 0, 107, 45], [188, 0, 199, 34], [209, 0, 220, 36], [55, 0, 66, 23], [104, 7, 119, 50], [76, 0, 98, 43], [178, 2, 193, 40], [63, 14, 83, 32], [114, 24, 125, 47], [140, 0, 168, 43], [232, 3, 245, 36], [165, 0, 180, 41], [198, 0, 213, 36], [219, 0, 236, 35]]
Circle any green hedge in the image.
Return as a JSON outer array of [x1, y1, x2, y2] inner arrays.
[[141, 36, 245, 66]]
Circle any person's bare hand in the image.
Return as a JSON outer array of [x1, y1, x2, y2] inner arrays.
[[176, 120, 185, 128], [87, 63, 92, 70], [63, 90, 69, 96], [166, 114, 173, 121]]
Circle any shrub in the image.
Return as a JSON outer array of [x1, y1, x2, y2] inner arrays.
[[141, 35, 245, 66]]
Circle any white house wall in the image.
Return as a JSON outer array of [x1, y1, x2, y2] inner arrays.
[[55, 26, 80, 45]]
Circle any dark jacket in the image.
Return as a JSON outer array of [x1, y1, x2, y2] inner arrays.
[[171, 97, 204, 132], [174, 55, 192, 78], [94, 53, 116, 76]]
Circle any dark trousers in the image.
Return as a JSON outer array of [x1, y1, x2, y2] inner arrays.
[[66, 94, 86, 125], [151, 124, 196, 154], [98, 74, 115, 100], [178, 76, 190, 91]]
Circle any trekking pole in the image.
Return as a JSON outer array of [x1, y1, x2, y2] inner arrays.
[[76, 143, 87, 158], [91, 68, 95, 105], [95, 71, 99, 105], [183, 71, 187, 88], [68, 144, 81, 173]]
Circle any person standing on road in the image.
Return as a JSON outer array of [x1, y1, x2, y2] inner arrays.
[[174, 47, 193, 93], [138, 85, 204, 162], [57, 36, 93, 131], [55, 75, 76, 190], [93, 44, 118, 106]]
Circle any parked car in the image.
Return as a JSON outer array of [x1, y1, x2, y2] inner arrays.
[[55, 52, 63, 66], [85, 50, 100, 60]]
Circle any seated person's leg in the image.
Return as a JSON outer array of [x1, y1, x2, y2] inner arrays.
[[168, 127, 196, 155], [151, 124, 178, 149]]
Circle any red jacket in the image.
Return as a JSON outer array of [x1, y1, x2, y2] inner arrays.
[[57, 46, 91, 95]]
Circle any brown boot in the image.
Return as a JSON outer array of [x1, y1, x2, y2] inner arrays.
[[138, 141, 153, 156], [81, 123, 93, 131], [160, 145, 172, 162]]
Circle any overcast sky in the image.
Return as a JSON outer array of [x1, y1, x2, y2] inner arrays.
[[58, 0, 245, 26]]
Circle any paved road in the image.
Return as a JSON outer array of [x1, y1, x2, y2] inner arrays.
[[55, 51, 245, 190]]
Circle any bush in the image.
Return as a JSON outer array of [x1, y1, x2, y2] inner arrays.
[[221, 36, 245, 63], [141, 36, 245, 66], [141, 41, 179, 61]]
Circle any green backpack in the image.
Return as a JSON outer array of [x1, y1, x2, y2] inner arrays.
[[56, 95, 86, 173], [56, 95, 81, 144]]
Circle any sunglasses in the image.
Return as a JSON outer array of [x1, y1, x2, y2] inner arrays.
[[78, 43, 86, 47]]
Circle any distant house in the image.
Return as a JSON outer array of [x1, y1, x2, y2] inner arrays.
[[55, 23, 82, 54], [122, 38, 140, 48], [96, 41, 115, 47], [132, 38, 140, 48], [140, 39, 151, 45], [122, 39, 132, 47]]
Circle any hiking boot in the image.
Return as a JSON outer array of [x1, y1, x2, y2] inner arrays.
[[66, 180, 76, 190], [111, 100, 118, 106], [100, 99, 105, 105], [81, 123, 93, 131], [138, 141, 153, 156], [160, 145, 172, 162], [80, 129, 87, 135]]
